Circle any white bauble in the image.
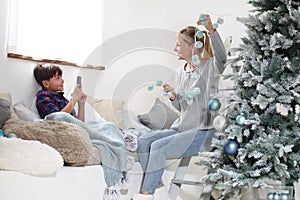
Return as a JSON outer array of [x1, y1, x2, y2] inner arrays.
[[213, 115, 226, 131]]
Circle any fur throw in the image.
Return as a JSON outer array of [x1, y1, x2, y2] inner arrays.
[[3, 119, 100, 166]]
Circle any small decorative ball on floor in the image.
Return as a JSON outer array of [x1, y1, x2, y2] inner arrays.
[[224, 139, 240, 155], [7, 133, 18, 138], [273, 192, 280, 200], [208, 98, 221, 111], [280, 193, 291, 200], [0, 129, 5, 137], [267, 192, 274, 200]]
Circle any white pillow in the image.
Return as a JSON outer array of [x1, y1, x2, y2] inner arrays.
[[84, 101, 107, 123], [87, 97, 125, 127], [13, 101, 41, 121]]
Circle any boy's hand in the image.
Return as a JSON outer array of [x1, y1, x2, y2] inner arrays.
[[71, 85, 83, 102]]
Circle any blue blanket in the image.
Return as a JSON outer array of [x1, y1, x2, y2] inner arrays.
[[45, 112, 127, 187]]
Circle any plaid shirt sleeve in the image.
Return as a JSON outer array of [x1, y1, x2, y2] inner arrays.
[[36, 90, 75, 118]]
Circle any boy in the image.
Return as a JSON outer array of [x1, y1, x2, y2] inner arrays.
[[33, 63, 86, 121]]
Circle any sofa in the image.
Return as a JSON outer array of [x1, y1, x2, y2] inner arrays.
[[0, 91, 190, 200]]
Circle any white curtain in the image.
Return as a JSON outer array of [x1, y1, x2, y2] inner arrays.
[[7, 0, 104, 65]]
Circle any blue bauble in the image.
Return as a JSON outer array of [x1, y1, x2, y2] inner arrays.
[[0, 129, 5, 137], [224, 139, 240, 155], [236, 114, 246, 125], [7, 133, 18, 138], [208, 98, 221, 111]]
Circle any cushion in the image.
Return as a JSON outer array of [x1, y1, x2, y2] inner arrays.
[[13, 101, 41, 121], [0, 99, 11, 128], [0, 93, 18, 119], [2, 119, 100, 166], [87, 97, 124, 127], [0, 136, 63, 177], [138, 98, 179, 130]]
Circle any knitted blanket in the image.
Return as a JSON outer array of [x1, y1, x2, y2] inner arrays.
[[44, 112, 127, 187]]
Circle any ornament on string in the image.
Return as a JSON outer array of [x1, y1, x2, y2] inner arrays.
[[213, 115, 226, 131], [198, 13, 224, 29], [192, 55, 201, 65], [208, 98, 221, 111], [236, 114, 246, 126], [224, 139, 240, 155]]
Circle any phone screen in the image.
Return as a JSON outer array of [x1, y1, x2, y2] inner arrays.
[[77, 76, 81, 85]]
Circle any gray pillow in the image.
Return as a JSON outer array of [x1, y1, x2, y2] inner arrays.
[[138, 98, 179, 130], [13, 101, 41, 121], [0, 99, 11, 128]]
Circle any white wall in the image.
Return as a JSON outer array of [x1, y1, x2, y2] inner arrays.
[[0, 0, 252, 112]]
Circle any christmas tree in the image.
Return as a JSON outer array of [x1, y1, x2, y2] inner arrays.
[[202, 0, 300, 198]]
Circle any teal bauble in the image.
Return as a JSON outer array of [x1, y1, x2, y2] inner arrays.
[[155, 80, 163, 86], [224, 139, 240, 155], [192, 55, 200, 65], [0, 129, 5, 137], [147, 85, 154, 91], [208, 98, 221, 111], [236, 114, 246, 126]]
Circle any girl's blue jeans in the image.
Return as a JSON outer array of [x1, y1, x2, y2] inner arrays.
[[137, 128, 216, 194]]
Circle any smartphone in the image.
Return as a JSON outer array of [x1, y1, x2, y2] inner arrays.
[[76, 76, 81, 85]]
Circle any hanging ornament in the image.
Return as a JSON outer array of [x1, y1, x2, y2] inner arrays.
[[208, 98, 221, 111], [236, 114, 246, 126], [213, 115, 226, 131], [192, 55, 200, 65], [224, 139, 240, 155], [147, 85, 154, 91], [192, 73, 200, 80], [192, 87, 201, 95], [177, 88, 185, 96], [199, 13, 206, 21], [195, 41, 203, 49], [196, 30, 204, 38], [155, 80, 163, 86]]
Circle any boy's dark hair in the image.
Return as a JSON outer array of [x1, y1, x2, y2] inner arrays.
[[34, 63, 62, 88]]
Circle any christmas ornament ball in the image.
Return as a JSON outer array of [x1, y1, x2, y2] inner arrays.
[[208, 98, 221, 111], [7, 133, 18, 138], [0, 129, 5, 137], [273, 193, 280, 200], [236, 114, 246, 125], [213, 115, 226, 131], [280, 193, 290, 200], [267, 193, 274, 200], [224, 139, 240, 155]]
